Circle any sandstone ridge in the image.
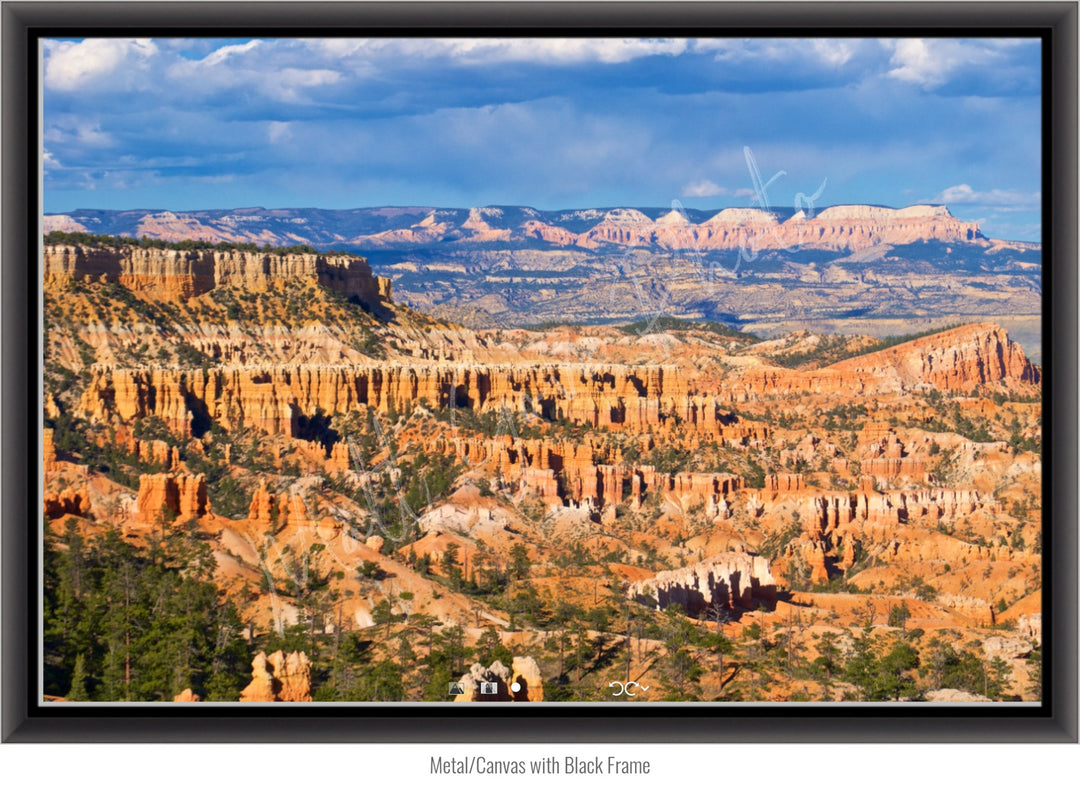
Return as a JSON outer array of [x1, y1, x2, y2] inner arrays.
[[735, 323, 1039, 400], [43, 243, 390, 305], [45, 203, 986, 254], [78, 325, 1038, 442]]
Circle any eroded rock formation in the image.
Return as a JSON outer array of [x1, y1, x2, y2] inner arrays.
[[453, 656, 544, 702], [135, 473, 210, 526], [43, 428, 58, 472], [736, 324, 1039, 399], [43, 244, 389, 306], [238, 650, 312, 702], [629, 552, 777, 616], [43, 485, 92, 519], [1017, 613, 1042, 645]]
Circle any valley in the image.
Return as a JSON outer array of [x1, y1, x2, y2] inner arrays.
[[41, 230, 1043, 704]]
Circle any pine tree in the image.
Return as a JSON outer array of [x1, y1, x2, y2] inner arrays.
[[66, 653, 91, 701]]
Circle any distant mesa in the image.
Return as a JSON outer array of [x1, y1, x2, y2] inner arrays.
[[43, 202, 997, 254]]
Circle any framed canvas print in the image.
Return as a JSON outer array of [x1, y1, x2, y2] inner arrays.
[[3, 1, 1076, 743]]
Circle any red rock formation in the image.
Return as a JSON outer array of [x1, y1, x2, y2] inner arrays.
[[136, 473, 210, 526], [521, 466, 560, 503], [766, 473, 804, 493], [44, 485, 91, 519], [79, 362, 753, 443], [855, 427, 928, 478], [44, 245, 214, 300], [736, 324, 1039, 400], [43, 428, 58, 472], [110, 427, 180, 471], [43, 244, 386, 307], [830, 323, 1040, 390], [629, 552, 777, 615], [238, 650, 312, 702], [793, 540, 830, 585], [247, 481, 275, 528], [757, 487, 994, 536], [172, 688, 200, 702], [284, 493, 311, 530], [441, 433, 746, 514], [937, 594, 995, 627], [863, 457, 927, 477]]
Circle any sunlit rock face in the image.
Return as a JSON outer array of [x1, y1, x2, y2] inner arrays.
[[629, 553, 778, 616]]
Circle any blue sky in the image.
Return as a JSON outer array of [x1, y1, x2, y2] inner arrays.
[[41, 36, 1042, 240]]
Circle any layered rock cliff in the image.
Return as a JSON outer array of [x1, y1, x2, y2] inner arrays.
[[735, 323, 1039, 400], [560, 204, 981, 253], [827, 323, 1041, 390], [135, 473, 211, 525], [43, 244, 389, 306], [77, 362, 750, 439]]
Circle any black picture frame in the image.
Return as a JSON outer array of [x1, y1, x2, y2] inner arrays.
[[3, 1, 1076, 743]]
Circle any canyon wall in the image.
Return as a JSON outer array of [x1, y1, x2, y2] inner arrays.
[[734, 323, 1039, 400], [828, 323, 1041, 389], [43, 244, 389, 305], [80, 320, 1037, 446], [77, 362, 760, 441]]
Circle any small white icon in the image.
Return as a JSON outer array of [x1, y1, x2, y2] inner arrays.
[[510, 681, 522, 694], [480, 682, 498, 695], [609, 681, 650, 697], [448, 682, 465, 696]]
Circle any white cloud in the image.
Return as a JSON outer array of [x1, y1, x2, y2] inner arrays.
[[44, 38, 158, 91], [886, 38, 1006, 88], [693, 38, 873, 70], [811, 40, 856, 67], [681, 179, 728, 198], [310, 37, 688, 65], [165, 42, 341, 103], [924, 183, 1040, 209], [201, 40, 262, 67]]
